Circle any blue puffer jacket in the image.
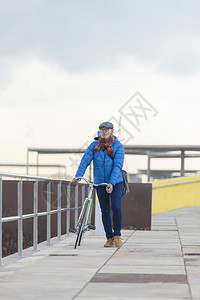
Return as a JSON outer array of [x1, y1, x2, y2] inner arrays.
[[75, 136, 124, 185]]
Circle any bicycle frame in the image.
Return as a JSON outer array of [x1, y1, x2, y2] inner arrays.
[[71, 177, 108, 248], [76, 185, 94, 233]]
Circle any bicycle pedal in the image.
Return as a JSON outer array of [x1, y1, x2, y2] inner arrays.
[[88, 224, 96, 230], [69, 228, 77, 233]]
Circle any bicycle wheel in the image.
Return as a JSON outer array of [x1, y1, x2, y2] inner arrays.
[[74, 199, 89, 249], [78, 199, 93, 246], [78, 230, 83, 246]]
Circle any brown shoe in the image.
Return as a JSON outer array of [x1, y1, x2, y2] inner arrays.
[[104, 238, 114, 247], [114, 236, 123, 247]]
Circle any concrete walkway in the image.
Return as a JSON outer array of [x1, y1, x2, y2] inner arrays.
[[1, 207, 200, 299]]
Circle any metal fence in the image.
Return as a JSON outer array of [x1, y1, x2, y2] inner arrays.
[[0, 172, 83, 267], [152, 178, 200, 189]]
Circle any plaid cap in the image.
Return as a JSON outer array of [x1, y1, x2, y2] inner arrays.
[[99, 121, 114, 129]]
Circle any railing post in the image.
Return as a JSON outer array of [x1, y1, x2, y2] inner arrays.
[[18, 180, 23, 258], [47, 182, 51, 245], [82, 184, 85, 206], [66, 184, 70, 235], [147, 151, 151, 182], [0, 177, 2, 267], [89, 164, 92, 182], [33, 181, 38, 251], [75, 184, 78, 228], [181, 150, 185, 177], [57, 182, 61, 240]]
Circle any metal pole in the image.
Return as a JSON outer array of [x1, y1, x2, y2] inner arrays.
[[181, 150, 185, 177], [47, 182, 51, 245], [18, 180, 23, 258], [89, 164, 92, 182], [82, 184, 85, 206], [57, 182, 61, 240], [33, 181, 38, 251], [147, 151, 151, 182], [0, 177, 2, 267], [66, 184, 70, 236], [75, 184, 78, 228]]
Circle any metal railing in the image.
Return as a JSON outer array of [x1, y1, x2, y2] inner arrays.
[[153, 178, 200, 189], [0, 172, 84, 267]]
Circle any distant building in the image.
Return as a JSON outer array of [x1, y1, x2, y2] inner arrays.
[[127, 173, 142, 183]]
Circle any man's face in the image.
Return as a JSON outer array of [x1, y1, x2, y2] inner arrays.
[[100, 128, 113, 138]]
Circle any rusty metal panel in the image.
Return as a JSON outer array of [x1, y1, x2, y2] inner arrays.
[[2, 180, 152, 258], [2, 180, 72, 257], [2, 181, 18, 257], [121, 183, 152, 230]]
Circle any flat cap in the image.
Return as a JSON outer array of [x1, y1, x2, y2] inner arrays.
[[99, 121, 114, 129]]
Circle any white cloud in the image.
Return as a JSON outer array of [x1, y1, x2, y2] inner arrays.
[[1, 1, 200, 75], [1, 55, 200, 152], [1, 1, 200, 177]]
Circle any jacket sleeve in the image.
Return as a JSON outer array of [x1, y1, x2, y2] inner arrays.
[[75, 142, 94, 178], [109, 144, 124, 186]]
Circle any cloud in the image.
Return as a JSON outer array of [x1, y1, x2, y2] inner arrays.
[[0, 55, 200, 147], [1, 1, 200, 177], [1, 0, 200, 76], [0, 52, 200, 176]]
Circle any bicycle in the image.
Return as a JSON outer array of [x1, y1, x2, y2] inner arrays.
[[71, 177, 109, 249]]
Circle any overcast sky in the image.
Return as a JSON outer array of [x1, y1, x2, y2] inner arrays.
[[1, 0, 200, 176]]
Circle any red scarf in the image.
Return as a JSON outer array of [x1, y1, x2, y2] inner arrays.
[[94, 135, 114, 154]]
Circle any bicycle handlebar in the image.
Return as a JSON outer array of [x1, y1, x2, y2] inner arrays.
[[71, 177, 109, 187]]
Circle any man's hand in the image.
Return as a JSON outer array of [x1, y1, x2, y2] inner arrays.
[[106, 183, 113, 194], [72, 177, 80, 184]]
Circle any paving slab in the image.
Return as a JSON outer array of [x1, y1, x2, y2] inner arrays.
[[1, 206, 200, 299], [190, 284, 200, 299], [77, 282, 190, 299]]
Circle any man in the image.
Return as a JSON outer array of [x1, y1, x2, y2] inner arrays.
[[73, 121, 124, 247]]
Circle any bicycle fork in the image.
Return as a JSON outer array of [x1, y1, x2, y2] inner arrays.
[[74, 187, 94, 248]]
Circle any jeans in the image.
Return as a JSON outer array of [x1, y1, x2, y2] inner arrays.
[[96, 182, 122, 239]]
